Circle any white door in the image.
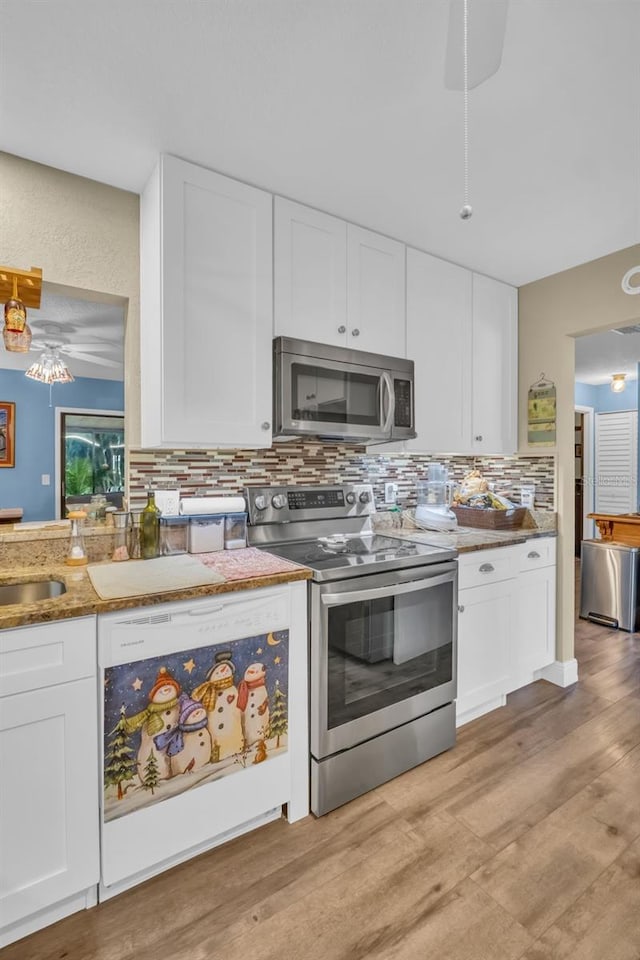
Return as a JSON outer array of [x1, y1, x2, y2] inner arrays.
[[595, 410, 638, 514], [274, 198, 347, 346], [0, 679, 99, 927], [141, 155, 273, 448], [346, 225, 406, 357], [471, 274, 518, 454], [405, 249, 472, 453]]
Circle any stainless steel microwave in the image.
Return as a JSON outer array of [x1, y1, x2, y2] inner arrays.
[[273, 337, 416, 443]]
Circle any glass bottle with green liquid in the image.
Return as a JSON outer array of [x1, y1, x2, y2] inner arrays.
[[141, 490, 161, 559]]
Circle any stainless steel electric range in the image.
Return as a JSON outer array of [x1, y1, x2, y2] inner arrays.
[[245, 483, 458, 816]]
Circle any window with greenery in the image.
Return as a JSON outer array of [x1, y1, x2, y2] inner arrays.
[[61, 413, 125, 516]]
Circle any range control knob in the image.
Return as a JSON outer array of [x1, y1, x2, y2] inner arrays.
[[359, 490, 372, 504], [271, 494, 287, 509], [253, 495, 267, 511], [345, 492, 357, 505]]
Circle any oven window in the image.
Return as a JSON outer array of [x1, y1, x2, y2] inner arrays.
[[291, 363, 380, 425], [326, 579, 453, 729]]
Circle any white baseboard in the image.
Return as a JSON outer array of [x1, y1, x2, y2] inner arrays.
[[534, 659, 579, 687], [456, 694, 506, 727], [0, 887, 97, 949]]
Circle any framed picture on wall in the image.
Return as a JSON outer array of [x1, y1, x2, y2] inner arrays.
[[0, 401, 15, 468]]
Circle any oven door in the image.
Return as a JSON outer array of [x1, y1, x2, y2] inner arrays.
[[276, 351, 394, 442], [310, 561, 457, 759]]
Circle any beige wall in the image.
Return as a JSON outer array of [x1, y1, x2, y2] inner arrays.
[[519, 244, 640, 663], [0, 151, 140, 443]]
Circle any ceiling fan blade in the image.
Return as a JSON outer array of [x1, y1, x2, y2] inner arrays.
[[62, 341, 119, 352], [444, 0, 509, 91], [65, 351, 122, 368]]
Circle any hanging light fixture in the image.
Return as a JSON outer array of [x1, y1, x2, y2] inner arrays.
[[25, 347, 74, 385], [3, 275, 32, 352], [610, 373, 626, 393], [2, 323, 32, 353], [1, 265, 42, 353], [4, 276, 27, 332]]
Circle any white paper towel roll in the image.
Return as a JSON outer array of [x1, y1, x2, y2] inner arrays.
[[179, 496, 246, 516]]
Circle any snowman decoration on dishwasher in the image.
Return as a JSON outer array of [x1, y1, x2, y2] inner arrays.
[[125, 666, 181, 783], [153, 693, 211, 775], [192, 651, 244, 761], [238, 662, 270, 747]]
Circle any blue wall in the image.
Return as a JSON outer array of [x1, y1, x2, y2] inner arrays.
[[0, 369, 123, 521], [575, 380, 638, 413]]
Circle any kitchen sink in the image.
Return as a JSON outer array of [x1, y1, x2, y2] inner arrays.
[[0, 580, 67, 605]]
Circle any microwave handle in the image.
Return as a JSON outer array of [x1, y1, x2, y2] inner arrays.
[[321, 571, 455, 607], [381, 372, 395, 436]]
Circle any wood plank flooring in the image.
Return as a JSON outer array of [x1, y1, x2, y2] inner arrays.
[[4, 568, 640, 960]]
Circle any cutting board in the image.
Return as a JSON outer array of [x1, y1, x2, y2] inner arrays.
[[87, 555, 225, 600]]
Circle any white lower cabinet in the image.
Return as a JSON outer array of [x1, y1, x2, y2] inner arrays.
[[0, 617, 99, 947], [456, 539, 556, 726], [457, 578, 514, 724], [510, 541, 557, 692]]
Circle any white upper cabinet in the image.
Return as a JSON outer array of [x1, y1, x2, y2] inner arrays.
[[140, 155, 273, 448], [405, 249, 518, 455], [274, 198, 347, 347], [471, 273, 518, 455], [405, 249, 472, 453], [346, 225, 406, 357], [274, 199, 406, 358]]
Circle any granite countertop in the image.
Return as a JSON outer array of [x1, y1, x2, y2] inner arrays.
[[0, 548, 312, 631], [375, 508, 557, 554]]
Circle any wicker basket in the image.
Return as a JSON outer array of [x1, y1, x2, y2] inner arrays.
[[450, 505, 527, 530]]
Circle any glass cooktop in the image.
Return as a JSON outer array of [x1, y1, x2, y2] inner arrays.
[[262, 534, 456, 582]]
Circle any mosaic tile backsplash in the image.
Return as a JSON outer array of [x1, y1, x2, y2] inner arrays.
[[129, 443, 555, 511]]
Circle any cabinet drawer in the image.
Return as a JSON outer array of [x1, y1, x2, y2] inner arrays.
[[458, 547, 517, 590], [518, 537, 556, 571], [0, 616, 96, 697]]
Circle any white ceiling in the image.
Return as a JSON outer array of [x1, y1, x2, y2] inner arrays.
[[1, 0, 638, 287], [575, 324, 640, 386], [0, 288, 124, 381]]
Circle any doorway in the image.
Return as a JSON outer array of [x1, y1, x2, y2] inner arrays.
[[574, 405, 595, 556], [56, 408, 125, 518]]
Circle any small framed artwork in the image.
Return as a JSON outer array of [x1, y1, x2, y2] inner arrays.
[[575, 443, 582, 458], [0, 402, 15, 468]]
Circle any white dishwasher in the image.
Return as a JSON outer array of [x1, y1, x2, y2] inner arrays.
[[98, 582, 308, 897]]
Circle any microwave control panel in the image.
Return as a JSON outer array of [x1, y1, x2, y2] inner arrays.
[[394, 379, 413, 428]]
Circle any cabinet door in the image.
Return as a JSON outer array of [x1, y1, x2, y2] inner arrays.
[[405, 249, 472, 452], [141, 155, 273, 448], [471, 274, 518, 454], [274, 198, 347, 346], [347, 225, 406, 356], [510, 566, 556, 691], [0, 678, 99, 927], [457, 579, 514, 722]]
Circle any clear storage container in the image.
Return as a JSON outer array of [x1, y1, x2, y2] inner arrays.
[[160, 516, 189, 556], [188, 514, 225, 553], [224, 512, 247, 550]]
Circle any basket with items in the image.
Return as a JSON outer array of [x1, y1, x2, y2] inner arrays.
[[450, 469, 527, 529]]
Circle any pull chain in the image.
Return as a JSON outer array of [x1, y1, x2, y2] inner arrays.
[[460, 0, 473, 220]]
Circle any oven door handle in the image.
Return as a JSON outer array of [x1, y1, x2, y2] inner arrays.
[[320, 571, 455, 606]]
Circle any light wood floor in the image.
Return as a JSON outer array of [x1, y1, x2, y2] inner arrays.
[[5, 571, 640, 960]]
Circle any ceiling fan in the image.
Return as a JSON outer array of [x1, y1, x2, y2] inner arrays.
[[28, 321, 122, 370]]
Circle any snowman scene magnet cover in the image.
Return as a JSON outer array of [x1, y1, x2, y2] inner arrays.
[[103, 630, 289, 821]]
